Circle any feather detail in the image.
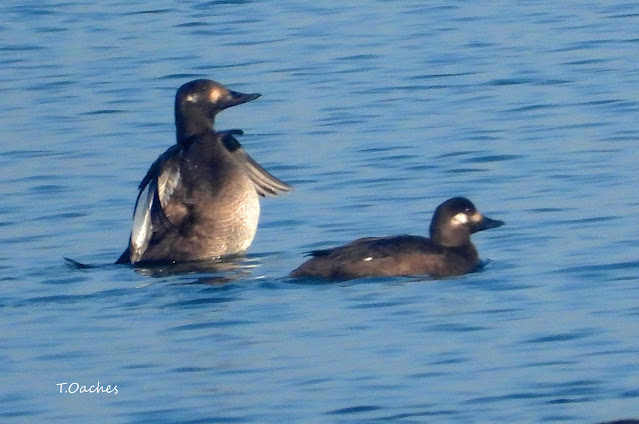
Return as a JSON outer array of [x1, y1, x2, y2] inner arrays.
[[220, 131, 292, 197]]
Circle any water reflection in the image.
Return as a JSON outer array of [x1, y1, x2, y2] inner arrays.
[[65, 254, 259, 285]]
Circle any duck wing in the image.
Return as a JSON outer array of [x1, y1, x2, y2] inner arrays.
[[220, 130, 293, 197], [129, 145, 183, 263], [309, 235, 442, 261]]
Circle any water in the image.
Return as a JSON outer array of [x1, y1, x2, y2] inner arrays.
[[1, 0, 639, 422]]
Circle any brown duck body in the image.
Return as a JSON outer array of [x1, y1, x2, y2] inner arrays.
[[290, 235, 480, 279], [122, 132, 261, 263], [290, 197, 503, 280], [117, 80, 291, 265]]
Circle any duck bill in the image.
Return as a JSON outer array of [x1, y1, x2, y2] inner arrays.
[[222, 90, 261, 109], [473, 215, 504, 233]]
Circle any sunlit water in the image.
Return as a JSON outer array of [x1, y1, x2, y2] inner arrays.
[[1, 1, 639, 423]]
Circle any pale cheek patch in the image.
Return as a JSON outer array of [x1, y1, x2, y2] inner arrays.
[[209, 89, 225, 103], [185, 93, 199, 103], [470, 212, 483, 223], [452, 212, 469, 225]]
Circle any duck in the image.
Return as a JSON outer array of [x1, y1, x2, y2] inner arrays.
[[289, 197, 503, 280], [116, 79, 292, 265]]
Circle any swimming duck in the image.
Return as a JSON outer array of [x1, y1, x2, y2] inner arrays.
[[116, 79, 292, 265], [289, 197, 503, 280]]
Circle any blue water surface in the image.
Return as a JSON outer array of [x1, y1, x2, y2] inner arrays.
[[1, 0, 639, 423]]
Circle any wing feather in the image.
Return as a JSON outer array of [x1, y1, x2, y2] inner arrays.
[[128, 146, 182, 263], [220, 130, 293, 197], [309, 236, 441, 262], [130, 178, 155, 262]]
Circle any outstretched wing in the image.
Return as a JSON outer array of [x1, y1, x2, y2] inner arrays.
[[129, 145, 182, 263], [220, 130, 293, 197]]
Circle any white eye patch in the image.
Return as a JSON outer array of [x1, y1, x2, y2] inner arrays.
[[452, 212, 469, 225], [209, 88, 224, 103], [185, 93, 199, 103]]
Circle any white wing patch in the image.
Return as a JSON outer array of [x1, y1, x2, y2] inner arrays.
[[130, 181, 155, 263], [158, 167, 180, 206], [129, 165, 180, 263]]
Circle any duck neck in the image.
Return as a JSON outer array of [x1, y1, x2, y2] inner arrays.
[[176, 112, 215, 146], [448, 243, 478, 259], [430, 223, 474, 248], [183, 131, 227, 163]]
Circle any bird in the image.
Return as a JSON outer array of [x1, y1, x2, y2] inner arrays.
[[116, 79, 292, 265], [289, 197, 503, 280]]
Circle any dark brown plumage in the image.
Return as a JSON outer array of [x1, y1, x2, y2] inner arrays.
[[289, 197, 503, 280], [116, 80, 292, 265]]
